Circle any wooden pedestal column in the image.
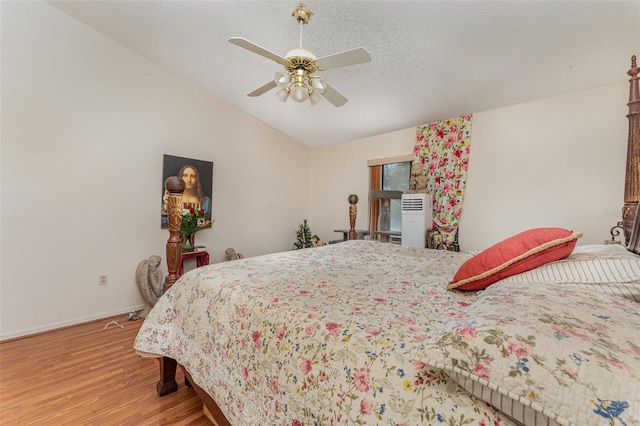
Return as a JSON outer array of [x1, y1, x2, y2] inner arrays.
[[157, 176, 184, 397]]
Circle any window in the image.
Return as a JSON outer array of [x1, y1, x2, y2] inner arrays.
[[367, 155, 412, 241], [382, 162, 410, 231]]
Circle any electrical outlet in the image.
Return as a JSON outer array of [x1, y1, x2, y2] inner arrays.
[[98, 274, 108, 286]]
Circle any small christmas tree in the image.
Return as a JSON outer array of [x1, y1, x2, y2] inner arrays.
[[293, 219, 314, 250]]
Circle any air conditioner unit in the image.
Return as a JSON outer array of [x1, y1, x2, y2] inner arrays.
[[401, 193, 432, 248]]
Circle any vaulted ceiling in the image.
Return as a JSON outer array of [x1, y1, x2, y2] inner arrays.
[[47, 1, 640, 148]]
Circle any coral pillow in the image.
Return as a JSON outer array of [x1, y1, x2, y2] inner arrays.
[[447, 228, 582, 291]]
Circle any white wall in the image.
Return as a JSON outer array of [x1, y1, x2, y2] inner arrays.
[[462, 83, 627, 248], [0, 1, 311, 339], [310, 81, 628, 250]]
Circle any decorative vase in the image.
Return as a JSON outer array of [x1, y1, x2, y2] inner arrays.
[[181, 234, 195, 253]]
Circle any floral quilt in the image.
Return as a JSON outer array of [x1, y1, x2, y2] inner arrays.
[[134, 241, 521, 425]]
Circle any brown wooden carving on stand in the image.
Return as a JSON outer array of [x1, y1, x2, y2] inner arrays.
[[164, 176, 185, 292], [348, 194, 358, 240], [623, 55, 640, 245], [157, 176, 184, 397]]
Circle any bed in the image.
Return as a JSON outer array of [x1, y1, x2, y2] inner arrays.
[[134, 56, 640, 425]]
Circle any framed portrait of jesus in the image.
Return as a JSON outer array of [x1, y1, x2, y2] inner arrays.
[[161, 154, 214, 229]]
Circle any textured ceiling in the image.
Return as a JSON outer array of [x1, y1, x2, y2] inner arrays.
[[46, 1, 640, 148]]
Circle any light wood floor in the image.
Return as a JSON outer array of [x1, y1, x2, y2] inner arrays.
[[0, 314, 211, 425]]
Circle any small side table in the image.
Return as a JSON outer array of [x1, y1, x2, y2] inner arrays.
[[373, 230, 401, 243], [178, 250, 210, 276], [333, 229, 370, 241]]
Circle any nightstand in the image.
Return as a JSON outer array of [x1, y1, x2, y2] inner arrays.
[[178, 250, 210, 276]]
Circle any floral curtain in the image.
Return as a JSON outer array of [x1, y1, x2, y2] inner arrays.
[[412, 115, 472, 247]]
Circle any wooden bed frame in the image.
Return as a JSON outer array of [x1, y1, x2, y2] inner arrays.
[[154, 55, 640, 425]]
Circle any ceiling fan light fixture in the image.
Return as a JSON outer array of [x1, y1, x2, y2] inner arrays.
[[276, 86, 290, 102], [311, 77, 326, 94], [309, 89, 322, 105], [274, 72, 290, 88], [290, 83, 309, 102]]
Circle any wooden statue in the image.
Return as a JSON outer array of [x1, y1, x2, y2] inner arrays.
[[348, 194, 358, 240]]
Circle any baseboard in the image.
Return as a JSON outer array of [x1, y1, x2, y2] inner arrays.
[[0, 304, 147, 341]]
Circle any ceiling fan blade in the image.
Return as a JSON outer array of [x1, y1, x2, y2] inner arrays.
[[322, 83, 348, 107], [229, 37, 289, 65], [315, 48, 371, 70], [247, 81, 277, 97]]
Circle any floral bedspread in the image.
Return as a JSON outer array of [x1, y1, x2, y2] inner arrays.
[[412, 281, 640, 425], [134, 241, 519, 425]]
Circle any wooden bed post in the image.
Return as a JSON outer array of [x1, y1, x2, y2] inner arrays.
[[164, 176, 185, 292], [157, 176, 185, 397], [624, 54, 640, 245], [348, 194, 358, 240]]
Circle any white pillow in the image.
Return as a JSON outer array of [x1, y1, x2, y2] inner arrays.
[[499, 248, 640, 301], [572, 244, 636, 255]]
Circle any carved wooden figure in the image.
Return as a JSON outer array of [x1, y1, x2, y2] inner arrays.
[[348, 194, 358, 240]]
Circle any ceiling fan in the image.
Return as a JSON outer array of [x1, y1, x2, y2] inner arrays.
[[229, 3, 371, 107]]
